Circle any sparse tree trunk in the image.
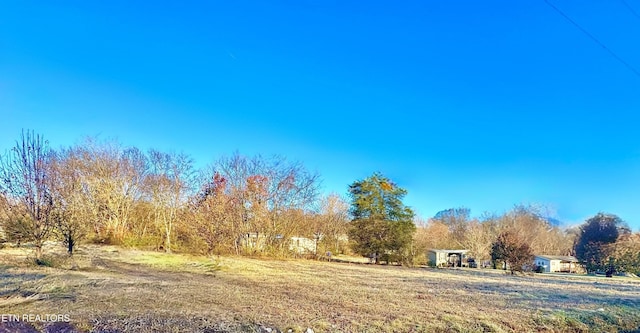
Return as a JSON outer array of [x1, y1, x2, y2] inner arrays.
[[164, 218, 172, 253], [67, 234, 75, 255], [35, 244, 43, 261]]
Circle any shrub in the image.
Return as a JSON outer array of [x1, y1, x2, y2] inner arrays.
[[35, 256, 55, 267], [491, 230, 534, 275], [28, 253, 75, 269]]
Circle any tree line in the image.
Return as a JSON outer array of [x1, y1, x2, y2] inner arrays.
[[351, 175, 639, 275], [0, 131, 348, 260], [0, 130, 638, 276]]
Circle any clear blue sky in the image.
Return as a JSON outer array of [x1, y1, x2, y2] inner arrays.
[[1, 1, 639, 230]]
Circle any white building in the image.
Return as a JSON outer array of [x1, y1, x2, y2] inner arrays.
[[289, 236, 317, 254], [534, 255, 580, 273], [428, 249, 469, 267]]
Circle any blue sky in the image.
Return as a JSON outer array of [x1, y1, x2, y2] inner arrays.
[[1, 1, 639, 230]]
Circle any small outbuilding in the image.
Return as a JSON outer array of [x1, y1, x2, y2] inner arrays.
[[428, 249, 470, 267], [534, 255, 581, 273], [289, 236, 316, 254]]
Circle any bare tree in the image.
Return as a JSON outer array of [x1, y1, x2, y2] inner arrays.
[[497, 205, 571, 256], [214, 153, 254, 254], [190, 172, 235, 254], [0, 130, 54, 259], [71, 139, 147, 243], [462, 219, 495, 264], [257, 155, 320, 253], [315, 193, 349, 254], [0, 193, 7, 241], [145, 150, 194, 253], [213, 152, 321, 255], [49, 149, 90, 255], [432, 207, 471, 248], [414, 219, 455, 250], [0, 193, 32, 246]]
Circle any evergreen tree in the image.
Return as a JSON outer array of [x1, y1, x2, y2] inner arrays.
[[347, 173, 415, 264], [574, 213, 630, 273]]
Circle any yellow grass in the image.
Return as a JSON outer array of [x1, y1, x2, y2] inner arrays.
[[1, 244, 639, 332]]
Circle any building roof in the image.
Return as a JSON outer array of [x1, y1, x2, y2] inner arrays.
[[429, 249, 469, 254], [535, 255, 579, 262]]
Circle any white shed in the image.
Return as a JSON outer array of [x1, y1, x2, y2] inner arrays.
[[290, 236, 316, 254], [428, 249, 469, 267], [534, 255, 580, 273]]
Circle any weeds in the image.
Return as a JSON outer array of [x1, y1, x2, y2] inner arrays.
[[0, 293, 47, 308]]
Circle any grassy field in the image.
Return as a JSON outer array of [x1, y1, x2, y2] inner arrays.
[[1, 244, 639, 333]]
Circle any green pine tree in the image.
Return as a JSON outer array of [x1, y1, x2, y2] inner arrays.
[[347, 172, 415, 264]]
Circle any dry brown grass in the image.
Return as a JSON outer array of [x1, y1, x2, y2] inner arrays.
[[1, 244, 639, 332]]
